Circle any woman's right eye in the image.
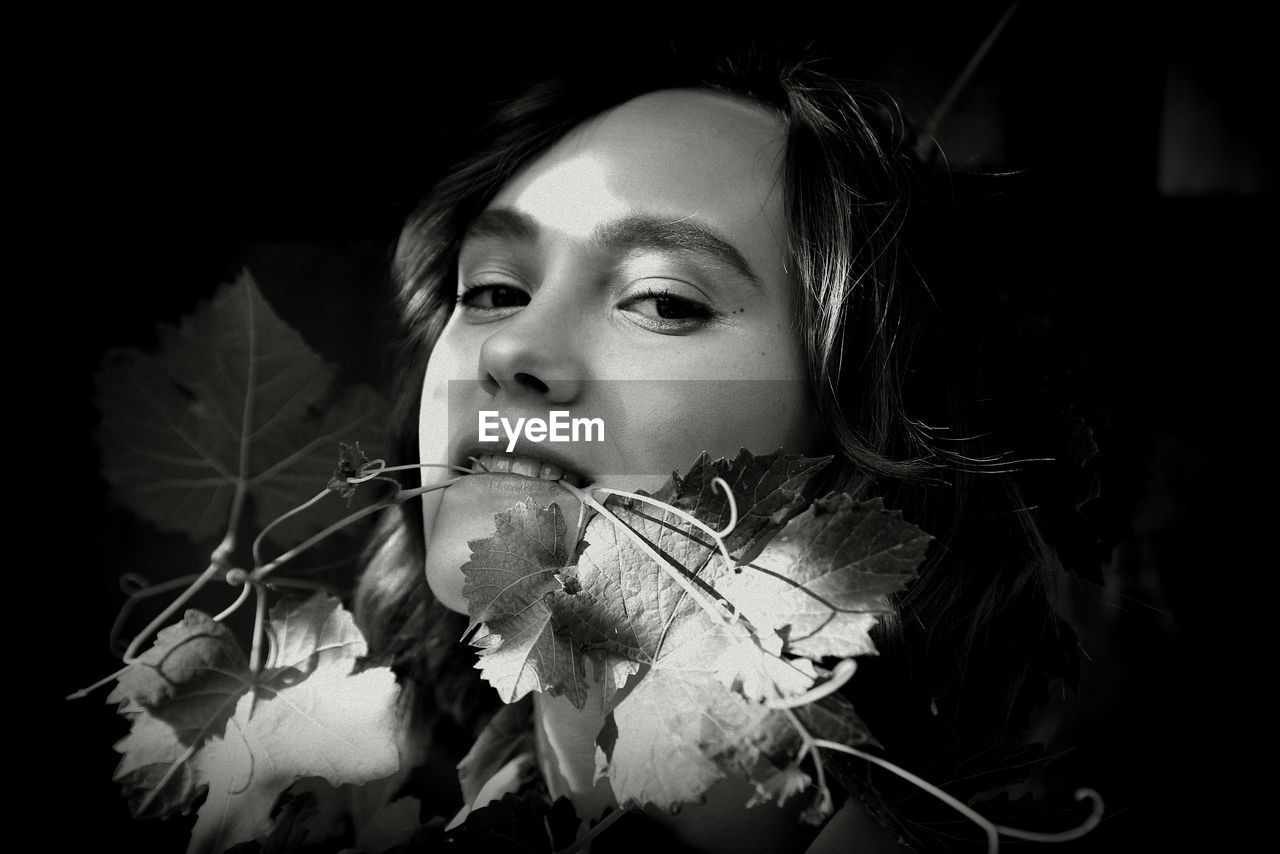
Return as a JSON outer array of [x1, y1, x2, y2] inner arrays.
[[457, 284, 530, 315]]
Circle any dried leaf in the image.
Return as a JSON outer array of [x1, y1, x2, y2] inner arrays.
[[326, 441, 373, 504], [96, 270, 387, 543]]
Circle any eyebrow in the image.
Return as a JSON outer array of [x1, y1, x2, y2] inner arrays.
[[463, 207, 761, 287]]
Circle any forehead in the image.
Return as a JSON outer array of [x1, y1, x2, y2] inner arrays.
[[485, 88, 789, 276]]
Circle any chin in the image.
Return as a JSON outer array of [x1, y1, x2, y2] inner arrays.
[[422, 469, 587, 617]]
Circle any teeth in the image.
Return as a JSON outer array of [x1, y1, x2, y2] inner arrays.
[[470, 454, 583, 485], [511, 458, 540, 477]]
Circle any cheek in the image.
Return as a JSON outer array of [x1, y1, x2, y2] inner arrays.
[[417, 331, 473, 466], [417, 336, 473, 613], [615, 376, 822, 479]]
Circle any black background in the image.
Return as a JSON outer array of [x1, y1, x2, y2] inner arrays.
[[44, 6, 1270, 852]]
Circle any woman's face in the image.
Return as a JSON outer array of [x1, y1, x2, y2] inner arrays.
[[419, 88, 826, 612]]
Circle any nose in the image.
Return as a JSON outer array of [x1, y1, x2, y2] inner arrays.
[[477, 287, 587, 404]]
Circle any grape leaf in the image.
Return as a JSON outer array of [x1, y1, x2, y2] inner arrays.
[[717, 495, 932, 659], [264, 587, 368, 676], [461, 451, 835, 710], [664, 449, 832, 556], [113, 704, 216, 819], [459, 451, 928, 820], [109, 594, 401, 854], [462, 500, 589, 708], [190, 661, 399, 854], [601, 609, 775, 811], [109, 610, 249, 818], [462, 500, 571, 634], [708, 627, 819, 703], [556, 451, 829, 697], [108, 609, 248, 712], [95, 269, 388, 544], [553, 498, 721, 700]]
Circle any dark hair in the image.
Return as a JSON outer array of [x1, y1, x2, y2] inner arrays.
[[358, 47, 1079, 851]]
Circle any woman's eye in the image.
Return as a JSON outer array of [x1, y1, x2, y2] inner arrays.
[[622, 289, 715, 331], [457, 284, 530, 313]]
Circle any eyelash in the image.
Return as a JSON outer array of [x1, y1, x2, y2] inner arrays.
[[456, 283, 529, 315], [455, 282, 717, 332], [620, 287, 716, 332]]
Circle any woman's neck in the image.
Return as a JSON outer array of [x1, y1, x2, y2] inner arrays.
[[531, 680, 617, 824]]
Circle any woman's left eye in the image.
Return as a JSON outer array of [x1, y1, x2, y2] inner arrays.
[[457, 283, 530, 315], [620, 288, 716, 331]]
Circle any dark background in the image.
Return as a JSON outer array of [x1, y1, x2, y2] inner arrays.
[[48, 7, 1269, 852]]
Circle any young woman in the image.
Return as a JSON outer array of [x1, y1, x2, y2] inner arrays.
[[357, 49, 1083, 853]]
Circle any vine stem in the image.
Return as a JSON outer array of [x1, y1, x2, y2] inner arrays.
[[248, 582, 269, 676], [268, 578, 341, 593], [784, 707, 830, 818], [120, 467, 245, 664], [122, 562, 224, 663], [66, 664, 133, 701], [252, 488, 329, 568], [97, 471, 463, 698], [108, 573, 203, 655], [237, 475, 463, 704], [809, 739, 1104, 852], [811, 738, 1000, 852], [349, 460, 474, 480], [213, 571, 253, 622], [250, 477, 460, 580], [214, 571, 339, 621], [990, 789, 1104, 843]]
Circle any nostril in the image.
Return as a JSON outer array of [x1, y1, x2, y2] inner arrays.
[[514, 372, 549, 394]]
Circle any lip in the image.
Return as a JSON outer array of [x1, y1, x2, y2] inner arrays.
[[452, 443, 594, 488]]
